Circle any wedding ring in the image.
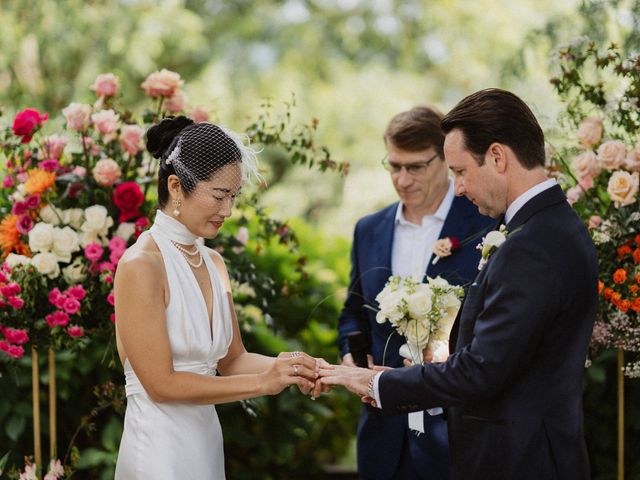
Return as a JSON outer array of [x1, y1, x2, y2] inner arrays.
[[291, 351, 301, 358], [293, 365, 299, 376]]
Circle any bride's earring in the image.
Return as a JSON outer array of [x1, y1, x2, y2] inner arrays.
[[172, 199, 182, 217]]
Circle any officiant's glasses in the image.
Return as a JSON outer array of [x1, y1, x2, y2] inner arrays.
[[381, 153, 438, 176]]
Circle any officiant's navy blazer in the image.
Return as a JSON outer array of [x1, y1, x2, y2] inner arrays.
[[378, 185, 598, 480], [338, 194, 493, 479]]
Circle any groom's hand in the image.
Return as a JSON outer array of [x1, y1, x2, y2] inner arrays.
[[318, 364, 377, 398], [402, 346, 434, 367]]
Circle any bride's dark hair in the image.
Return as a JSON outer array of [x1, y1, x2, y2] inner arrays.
[[146, 116, 242, 208]]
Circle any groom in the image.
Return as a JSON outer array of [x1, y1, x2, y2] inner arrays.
[[322, 88, 598, 480]]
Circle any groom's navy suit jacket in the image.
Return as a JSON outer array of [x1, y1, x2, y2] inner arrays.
[[338, 195, 494, 479], [378, 185, 598, 480]]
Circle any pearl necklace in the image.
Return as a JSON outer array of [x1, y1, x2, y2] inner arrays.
[[171, 240, 203, 268]]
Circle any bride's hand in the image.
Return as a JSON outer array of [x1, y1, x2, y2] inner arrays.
[[260, 351, 318, 396]]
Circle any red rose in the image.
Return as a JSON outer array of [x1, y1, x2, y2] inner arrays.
[[113, 181, 144, 223], [12, 108, 48, 143], [134, 217, 149, 239]]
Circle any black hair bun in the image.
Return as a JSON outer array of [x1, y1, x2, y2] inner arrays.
[[146, 115, 195, 159]]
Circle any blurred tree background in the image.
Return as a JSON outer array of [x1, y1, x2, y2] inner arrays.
[[2, 0, 640, 478]]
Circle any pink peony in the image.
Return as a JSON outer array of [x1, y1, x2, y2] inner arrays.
[[165, 90, 188, 113], [91, 109, 120, 137], [66, 285, 86, 301], [92, 158, 121, 186], [141, 69, 184, 98], [41, 134, 68, 159], [16, 215, 34, 235], [119, 124, 144, 156], [62, 103, 92, 131], [4, 327, 28, 344], [189, 106, 210, 123], [62, 297, 81, 315], [12, 108, 49, 143], [67, 325, 84, 337], [91, 73, 120, 97], [84, 243, 104, 262]]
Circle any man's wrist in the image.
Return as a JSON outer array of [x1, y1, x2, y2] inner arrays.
[[367, 374, 375, 398]]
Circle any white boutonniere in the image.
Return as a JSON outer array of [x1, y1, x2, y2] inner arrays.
[[476, 225, 508, 270]]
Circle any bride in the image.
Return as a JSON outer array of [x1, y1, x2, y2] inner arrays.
[[114, 116, 320, 479]]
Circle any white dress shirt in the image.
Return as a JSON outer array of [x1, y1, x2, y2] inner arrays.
[[372, 178, 556, 409]]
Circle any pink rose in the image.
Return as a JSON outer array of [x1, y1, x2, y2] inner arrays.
[[11, 202, 27, 216], [41, 134, 68, 159], [81, 137, 102, 156], [84, 243, 104, 263], [165, 90, 188, 113], [92, 158, 121, 186], [72, 166, 87, 178], [578, 175, 594, 190], [189, 106, 210, 123], [62, 103, 92, 131], [8, 296, 24, 309], [566, 185, 583, 205], [141, 69, 184, 98], [109, 236, 127, 254], [2, 176, 15, 188], [107, 291, 115, 306], [607, 170, 639, 207], [66, 285, 86, 301], [134, 217, 150, 238], [67, 325, 84, 337], [625, 144, 640, 172], [38, 159, 61, 172], [4, 344, 25, 359], [109, 249, 123, 265], [49, 288, 62, 305], [45, 311, 69, 328], [110, 313, 116, 323], [1, 283, 21, 297], [62, 297, 81, 315], [597, 140, 627, 170], [98, 261, 115, 273], [91, 73, 120, 97], [12, 108, 49, 143], [91, 109, 120, 137], [572, 150, 601, 179], [24, 194, 40, 209], [119, 124, 144, 156], [4, 327, 28, 344], [577, 117, 603, 148], [16, 214, 34, 235], [588, 215, 602, 229]]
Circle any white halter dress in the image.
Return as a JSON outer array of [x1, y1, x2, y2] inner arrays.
[[115, 210, 233, 479]]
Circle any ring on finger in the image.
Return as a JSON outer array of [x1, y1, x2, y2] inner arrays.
[[291, 351, 302, 358], [293, 364, 299, 376]]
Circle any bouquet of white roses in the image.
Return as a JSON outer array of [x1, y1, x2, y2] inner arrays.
[[375, 275, 464, 364]]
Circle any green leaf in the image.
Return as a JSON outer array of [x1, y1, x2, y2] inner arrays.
[[5, 415, 26, 442]]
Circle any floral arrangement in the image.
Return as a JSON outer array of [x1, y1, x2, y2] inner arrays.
[[375, 275, 464, 363], [549, 40, 640, 377]]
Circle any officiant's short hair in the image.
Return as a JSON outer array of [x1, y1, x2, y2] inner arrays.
[[441, 88, 545, 170], [384, 106, 445, 158]]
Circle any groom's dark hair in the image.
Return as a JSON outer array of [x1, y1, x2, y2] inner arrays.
[[441, 88, 545, 170]]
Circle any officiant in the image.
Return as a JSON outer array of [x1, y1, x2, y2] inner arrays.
[[336, 106, 493, 480]]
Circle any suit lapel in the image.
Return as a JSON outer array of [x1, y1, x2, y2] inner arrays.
[[506, 184, 566, 231]]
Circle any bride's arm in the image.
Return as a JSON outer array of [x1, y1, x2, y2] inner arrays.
[[115, 251, 316, 405]]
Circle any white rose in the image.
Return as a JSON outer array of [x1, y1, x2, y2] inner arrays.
[[597, 140, 627, 170], [403, 319, 430, 346], [79, 230, 102, 247], [62, 257, 87, 283], [63, 208, 84, 229], [428, 276, 450, 290], [39, 204, 63, 226], [82, 205, 110, 233], [115, 222, 136, 240], [52, 226, 81, 263], [31, 252, 60, 279], [28, 222, 54, 253], [376, 289, 406, 325], [406, 288, 432, 318], [607, 171, 639, 207], [5, 253, 31, 267]]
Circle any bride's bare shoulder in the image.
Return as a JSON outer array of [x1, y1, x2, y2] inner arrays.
[[116, 235, 164, 279]]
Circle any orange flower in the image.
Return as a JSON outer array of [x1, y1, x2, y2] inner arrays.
[[603, 287, 614, 300], [635, 234, 640, 247], [633, 248, 640, 264], [598, 280, 604, 294], [632, 298, 640, 312], [630, 284, 639, 295], [611, 292, 622, 303], [613, 268, 627, 284], [24, 168, 56, 196], [618, 299, 631, 312], [0, 214, 31, 258], [617, 245, 632, 257]]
